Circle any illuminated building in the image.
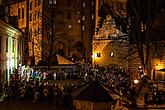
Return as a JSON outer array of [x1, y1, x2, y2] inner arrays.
[[93, 0, 127, 68], [1, 0, 97, 65], [93, 0, 165, 81], [0, 0, 29, 65], [92, 14, 128, 68], [40, 0, 96, 63], [0, 20, 24, 83]]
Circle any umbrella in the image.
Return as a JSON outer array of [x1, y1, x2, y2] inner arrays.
[[158, 68, 165, 72]]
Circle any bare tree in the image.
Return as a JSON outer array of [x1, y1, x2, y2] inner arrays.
[[38, 6, 69, 65], [104, 0, 164, 75]]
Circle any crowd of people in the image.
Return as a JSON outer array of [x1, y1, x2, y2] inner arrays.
[[3, 64, 94, 108], [1, 63, 165, 108]]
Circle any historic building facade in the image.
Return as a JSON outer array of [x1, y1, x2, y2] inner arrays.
[[1, 0, 97, 65], [92, 14, 128, 68], [0, 20, 24, 84], [93, 0, 165, 81]]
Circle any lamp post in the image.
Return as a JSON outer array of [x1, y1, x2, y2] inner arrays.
[[130, 79, 139, 109]]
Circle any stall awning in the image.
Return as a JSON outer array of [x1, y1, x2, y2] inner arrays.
[[56, 54, 75, 65], [158, 68, 165, 72]]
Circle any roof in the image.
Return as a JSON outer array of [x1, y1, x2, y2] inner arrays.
[[71, 80, 121, 102], [158, 68, 165, 72], [56, 54, 75, 65]]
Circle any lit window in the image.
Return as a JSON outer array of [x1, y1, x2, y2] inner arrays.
[[78, 19, 80, 23], [92, 14, 94, 19], [83, 2, 85, 8], [91, 1, 94, 6], [82, 16, 85, 20], [68, 25, 72, 29], [49, 0, 52, 4], [82, 25, 85, 30], [53, 0, 56, 4], [110, 52, 114, 57]]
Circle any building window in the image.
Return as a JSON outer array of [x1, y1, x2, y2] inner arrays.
[[82, 16, 85, 20], [118, 2, 123, 10], [97, 53, 101, 57], [38, 27, 42, 34], [49, 0, 52, 4], [18, 8, 20, 19], [38, 27, 41, 35], [35, 0, 37, 6], [30, 13, 32, 21], [91, 1, 94, 6], [38, 0, 41, 5], [110, 52, 114, 57], [67, 0, 71, 6], [6, 37, 8, 52], [83, 2, 85, 8], [67, 12, 71, 19], [78, 19, 80, 23], [92, 13, 94, 19], [22, 8, 24, 19], [34, 29, 37, 36], [68, 25, 72, 29], [35, 12, 37, 19], [38, 11, 40, 19], [82, 25, 85, 30], [53, 0, 57, 4], [53, 0, 56, 4], [49, 0, 56, 4], [12, 38, 14, 52], [29, 29, 32, 42], [30, 1, 33, 10]]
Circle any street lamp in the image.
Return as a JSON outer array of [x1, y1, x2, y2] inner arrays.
[[131, 79, 139, 109], [133, 79, 139, 85], [92, 54, 97, 68]]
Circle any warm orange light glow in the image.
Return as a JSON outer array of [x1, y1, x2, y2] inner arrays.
[[133, 79, 139, 84], [92, 54, 97, 58], [156, 63, 164, 70]]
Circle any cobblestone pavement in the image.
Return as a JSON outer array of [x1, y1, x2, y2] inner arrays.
[[0, 97, 68, 110]]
